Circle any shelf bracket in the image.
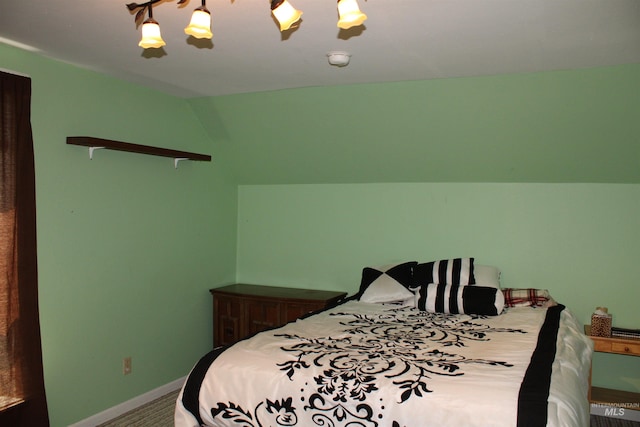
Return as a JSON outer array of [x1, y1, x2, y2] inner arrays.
[[89, 146, 105, 159], [174, 158, 189, 169]]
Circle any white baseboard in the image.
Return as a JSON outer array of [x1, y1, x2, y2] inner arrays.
[[68, 376, 186, 427]]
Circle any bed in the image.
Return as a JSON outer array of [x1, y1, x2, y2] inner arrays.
[[175, 259, 594, 427]]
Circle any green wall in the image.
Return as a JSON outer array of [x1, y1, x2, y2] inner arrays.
[[1, 43, 238, 426], [188, 64, 640, 185], [216, 68, 640, 394], [3, 40, 639, 424], [237, 183, 640, 392]]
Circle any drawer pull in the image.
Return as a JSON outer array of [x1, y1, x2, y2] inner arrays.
[[624, 346, 630, 352]]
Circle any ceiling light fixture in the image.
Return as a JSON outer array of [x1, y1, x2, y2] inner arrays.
[[127, 0, 212, 49], [127, 0, 367, 49], [271, 0, 303, 31], [337, 0, 367, 30], [184, 1, 213, 39], [136, 3, 166, 49]]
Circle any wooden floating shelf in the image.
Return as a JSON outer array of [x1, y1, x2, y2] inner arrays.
[[67, 136, 211, 167]]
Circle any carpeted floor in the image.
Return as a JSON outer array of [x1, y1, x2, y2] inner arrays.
[[97, 389, 179, 427], [97, 391, 639, 427], [591, 415, 640, 427]]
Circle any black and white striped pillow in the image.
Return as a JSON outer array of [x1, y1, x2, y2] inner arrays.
[[416, 283, 503, 315], [413, 258, 475, 287]]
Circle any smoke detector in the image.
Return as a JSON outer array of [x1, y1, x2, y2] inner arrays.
[[327, 51, 351, 67]]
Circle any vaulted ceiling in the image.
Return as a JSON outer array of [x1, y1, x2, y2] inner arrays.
[[1, 0, 639, 98]]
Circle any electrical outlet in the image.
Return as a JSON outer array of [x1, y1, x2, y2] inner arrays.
[[123, 356, 132, 375]]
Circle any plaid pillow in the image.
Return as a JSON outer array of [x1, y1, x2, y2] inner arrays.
[[502, 288, 550, 308]]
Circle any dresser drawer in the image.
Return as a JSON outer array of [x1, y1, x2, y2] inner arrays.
[[245, 298, 282, 336], [611, 342, 640, 356], [213, 295, 244, 347], [593, 340, 612, 352], [211, 284, 347, 347]]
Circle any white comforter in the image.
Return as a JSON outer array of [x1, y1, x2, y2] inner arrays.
[[176, 301, 593, 427]]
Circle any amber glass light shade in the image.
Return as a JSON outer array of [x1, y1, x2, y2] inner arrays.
[[139, 18, 166, 49], [337, 0, 367, 30], [271, 0, 303, 31], [185, 6, 213, 39]]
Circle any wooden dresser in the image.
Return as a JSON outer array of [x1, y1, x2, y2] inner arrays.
[[210, 284, 347, 347]]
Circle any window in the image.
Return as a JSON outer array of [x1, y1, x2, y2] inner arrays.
[[0, 71, 49, 426]]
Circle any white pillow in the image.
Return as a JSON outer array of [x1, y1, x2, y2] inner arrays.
[[494, 287, 505, 313], [473, 265, 501, 289], [359, 280, 415, 305]]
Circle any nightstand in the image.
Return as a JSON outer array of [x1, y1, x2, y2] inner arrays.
[[584, 325, 640, 410], [211, 284, 347, 347]]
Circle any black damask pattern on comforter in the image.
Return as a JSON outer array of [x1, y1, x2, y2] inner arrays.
[[176, 300, 592, 427]]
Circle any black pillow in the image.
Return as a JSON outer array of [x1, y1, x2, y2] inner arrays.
[[416, 283, 499, 316], [413, 257, 475, 287], [357, 261, 417, 298]]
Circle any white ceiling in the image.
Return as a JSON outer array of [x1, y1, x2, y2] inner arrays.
[[1, 0, 639, 98]]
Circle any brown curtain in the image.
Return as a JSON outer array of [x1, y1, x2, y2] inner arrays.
[[0, 71, 49, 426]]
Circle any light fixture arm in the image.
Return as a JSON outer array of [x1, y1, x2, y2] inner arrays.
[[126, 0, 189, 27], [270, 0, 283, 9]]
